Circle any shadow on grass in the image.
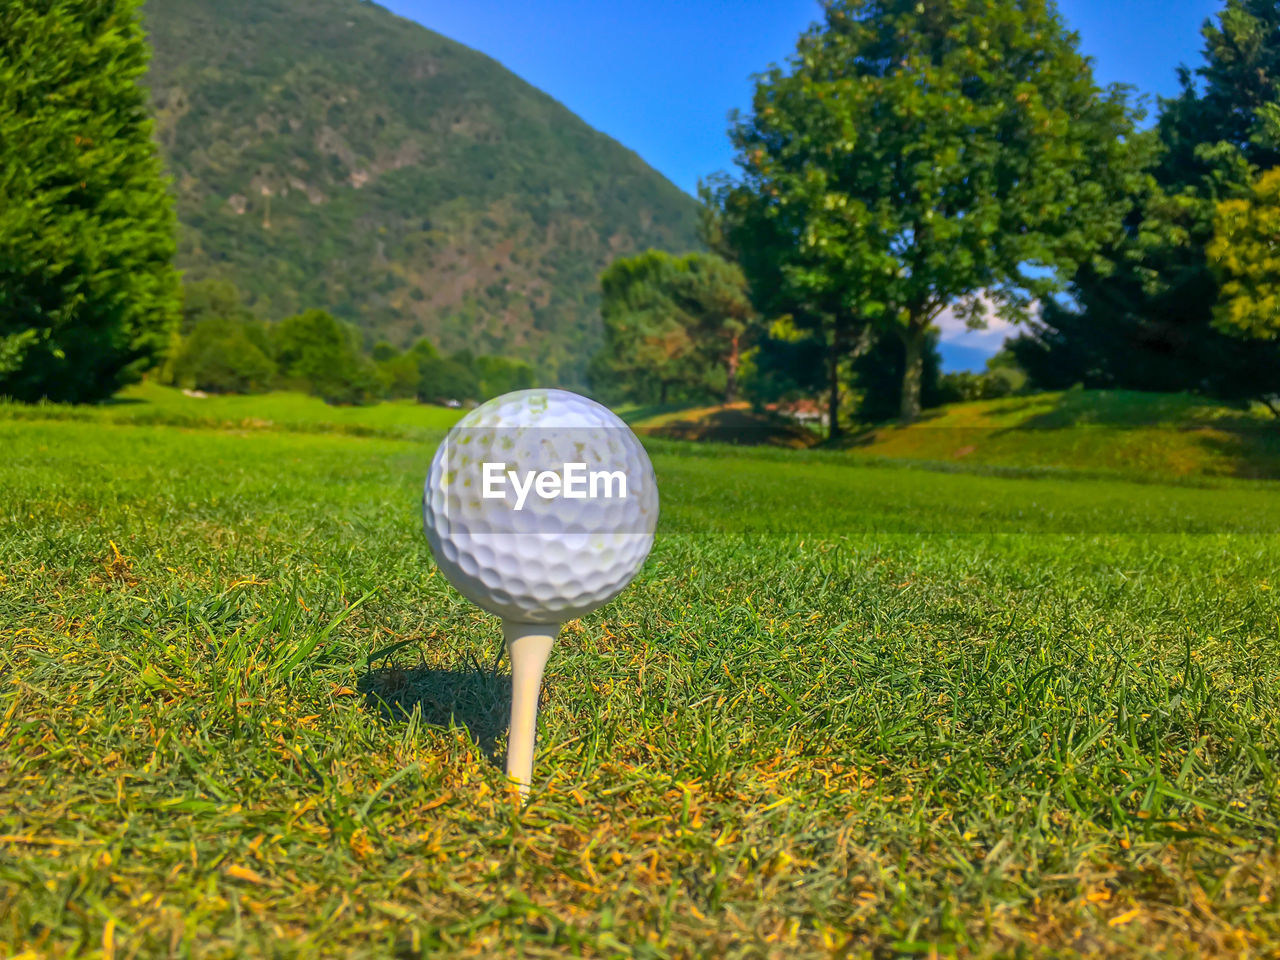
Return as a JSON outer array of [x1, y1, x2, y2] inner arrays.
[[357, 655, 511, 764], [639, 405, 819, 448], [833, 408, 947, 449]]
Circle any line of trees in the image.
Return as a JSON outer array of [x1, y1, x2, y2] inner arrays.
[[165, 279, 534, 406], [8, 0, 1279, 426]]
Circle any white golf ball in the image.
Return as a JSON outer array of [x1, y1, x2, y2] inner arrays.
[[423, 389, 658, 623]]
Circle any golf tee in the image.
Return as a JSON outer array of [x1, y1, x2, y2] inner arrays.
[[502, 620, 559, 799]]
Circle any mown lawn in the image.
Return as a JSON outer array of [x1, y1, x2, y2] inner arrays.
[[1, 412, 1278, 958]]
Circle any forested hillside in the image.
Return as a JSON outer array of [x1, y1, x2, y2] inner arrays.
[[140, 0, 702, 383]]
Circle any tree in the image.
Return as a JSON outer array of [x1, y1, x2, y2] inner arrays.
[[1208, 166, 1280, 341], [180, 278, 250, 334], [377, 352, 422, 399], [711, 0, 1141, 422], [417, 354, 479, 403], [702, 170, 875, 438], [408, 338, 440, 362], [0, 0, 180, 402], [1156, 0, 1280, 189], [669, 254, 757, 403], [594, 250, 758, 405], [594, 251, 706, 404], [272, 309, 380, 405]]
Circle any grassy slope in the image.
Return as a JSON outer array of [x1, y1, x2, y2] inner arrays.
[[843, 390, 1280, 479], [141, 0, 701, 382], [1, 405, 1278, 957]]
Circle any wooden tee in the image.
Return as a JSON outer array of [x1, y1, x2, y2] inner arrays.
[[502, 620, 560, 798]]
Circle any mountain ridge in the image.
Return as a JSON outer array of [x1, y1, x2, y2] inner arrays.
[[140, 0, 703, 383]]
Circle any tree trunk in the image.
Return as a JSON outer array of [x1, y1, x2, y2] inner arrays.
[[828, 320, 842, 441], [723, 332, 740, 405], [899, 328, 924, 424], [660, 380, 668, 405]]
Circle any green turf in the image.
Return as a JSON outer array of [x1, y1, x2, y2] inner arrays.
[[1, 410, 1278, 957]]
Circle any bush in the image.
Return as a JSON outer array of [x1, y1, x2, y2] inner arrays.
[[171, 318, 276, 394], [272, 309, 382, 405], [377, 352, 421, 399], [417, 355, 479, 403]]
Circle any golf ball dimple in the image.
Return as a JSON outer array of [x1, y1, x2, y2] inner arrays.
[[423, 389, 658, 624]]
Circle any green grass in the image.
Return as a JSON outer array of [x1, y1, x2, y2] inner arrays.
[[2, 403, 1279, 957], [841, 389, 1280, 480], [0, 380, 467, 440]]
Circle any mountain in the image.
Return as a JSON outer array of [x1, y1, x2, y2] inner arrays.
[[139, 0, 702, 383]]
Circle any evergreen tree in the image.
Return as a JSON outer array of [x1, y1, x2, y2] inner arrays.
[[593, 250, 758, 405], [593, 251, 708, 405], [0, 0, 179, 402]]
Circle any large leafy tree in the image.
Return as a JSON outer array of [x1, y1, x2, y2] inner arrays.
[[0, 0, 179, 402], [1012, 0, 1280, 408], [711, 0, 1141, 422]]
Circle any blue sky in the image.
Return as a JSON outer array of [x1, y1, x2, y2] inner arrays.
[[377, 0, 1223, 368]]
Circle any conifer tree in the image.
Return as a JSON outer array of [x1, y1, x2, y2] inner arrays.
[[0, 0, 180, 402]]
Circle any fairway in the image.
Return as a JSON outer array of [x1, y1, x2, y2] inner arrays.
[[2, 414, 1279, 957]]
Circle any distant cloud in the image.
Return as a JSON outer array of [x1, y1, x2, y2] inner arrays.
[[933, 292, 1036, 355]]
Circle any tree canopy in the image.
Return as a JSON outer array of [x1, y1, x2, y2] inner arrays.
[[1208, 166, 1280, 341]]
